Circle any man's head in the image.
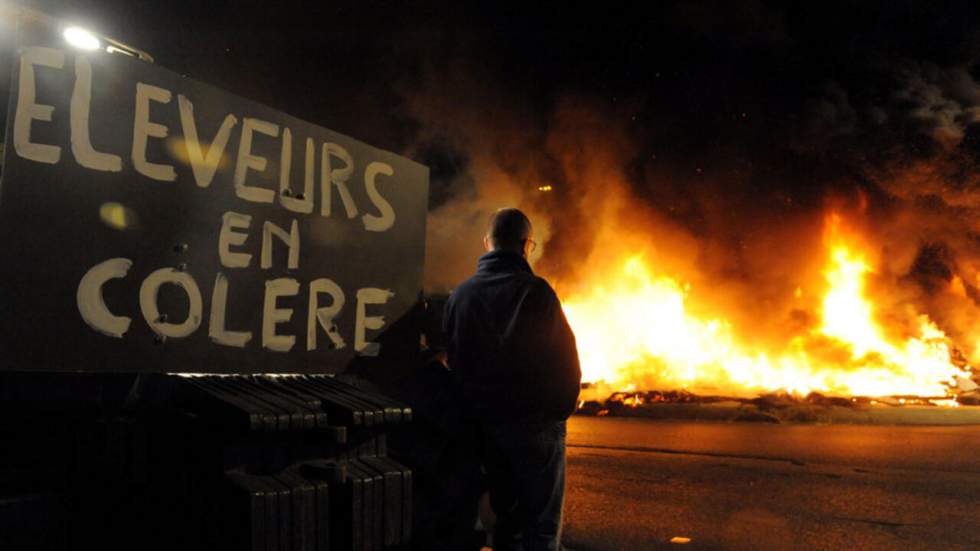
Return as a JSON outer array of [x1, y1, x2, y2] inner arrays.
[[484, 208, 534, 257]]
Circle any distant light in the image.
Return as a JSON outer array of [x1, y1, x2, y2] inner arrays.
[[537, 184, 553, 192], [63, 27, 101, 51]]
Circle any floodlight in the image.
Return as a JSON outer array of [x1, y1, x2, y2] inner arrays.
[[63, 26, 100, 51]]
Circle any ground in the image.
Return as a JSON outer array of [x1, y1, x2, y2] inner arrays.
[[561, 417, 980, 551]]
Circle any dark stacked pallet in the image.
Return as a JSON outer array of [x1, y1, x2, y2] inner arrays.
[[0, 373, 413, 550]]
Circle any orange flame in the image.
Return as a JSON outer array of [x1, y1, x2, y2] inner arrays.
[[561, 213, 973, 398]]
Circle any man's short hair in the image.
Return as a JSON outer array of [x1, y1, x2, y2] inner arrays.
[[488, 208, 532, 250]]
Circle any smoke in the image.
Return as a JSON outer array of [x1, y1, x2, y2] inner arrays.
[[404, 61, 828, 359], [860, 60, 980, 360], [400, 51, 582, 292], [384, 2, 980, 370], [893, 63, 980, 149]]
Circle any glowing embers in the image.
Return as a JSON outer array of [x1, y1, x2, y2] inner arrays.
[[561, 214, 973, 399]]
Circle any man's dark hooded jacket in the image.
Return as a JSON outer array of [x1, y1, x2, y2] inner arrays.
[[444, 250, 581, 423]]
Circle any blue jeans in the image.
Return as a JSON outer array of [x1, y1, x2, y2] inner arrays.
[[480, 419, 567, 551]]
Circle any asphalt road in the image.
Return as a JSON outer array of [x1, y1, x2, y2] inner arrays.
[[562, 417, 980, 551]]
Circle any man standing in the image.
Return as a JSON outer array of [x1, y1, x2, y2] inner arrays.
[[444, 208, 581, 551]]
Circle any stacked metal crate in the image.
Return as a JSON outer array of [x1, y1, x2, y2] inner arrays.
[[176, 375, 413, 551], [0, 373, 413, 551]]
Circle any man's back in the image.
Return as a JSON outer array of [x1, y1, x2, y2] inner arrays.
[[446, 208, 579, 551], [444, 250, 580, 422]]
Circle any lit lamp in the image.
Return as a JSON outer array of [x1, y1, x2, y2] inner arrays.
[[0, 4, 154, 62], [62, 26, 101, 51], [61, 23, 153, 62]]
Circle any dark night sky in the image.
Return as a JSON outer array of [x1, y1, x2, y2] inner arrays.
[[35, 0, 980, 199]]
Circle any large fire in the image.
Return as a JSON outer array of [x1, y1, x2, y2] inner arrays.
[[561, 213, 974, 399]]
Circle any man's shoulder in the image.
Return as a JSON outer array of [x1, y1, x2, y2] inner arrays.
[[527, 274, 559, 299], [445, 276, 485, 313], [448, 275, 480, 298]]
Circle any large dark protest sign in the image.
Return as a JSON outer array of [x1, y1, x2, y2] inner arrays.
[[0, 46, 429, 373]]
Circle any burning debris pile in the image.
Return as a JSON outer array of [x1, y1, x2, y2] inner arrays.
[[578, 382, 980, 422], [420, 106, 980, 409], [562, 213, 980, 408]]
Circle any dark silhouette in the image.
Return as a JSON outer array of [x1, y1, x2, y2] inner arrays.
[[444, 208, 581, 551]]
